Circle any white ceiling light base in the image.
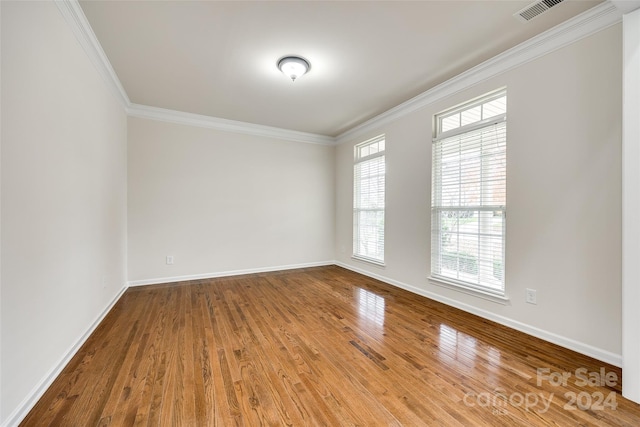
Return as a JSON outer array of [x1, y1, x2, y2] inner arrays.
[[278, 56, 310, 82]]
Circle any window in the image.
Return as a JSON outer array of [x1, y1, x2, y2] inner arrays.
[[431, 90, 507, 296], [353, 135, 385, 265]]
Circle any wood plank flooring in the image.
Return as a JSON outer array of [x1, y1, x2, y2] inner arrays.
[[21, 266, 640, 426]]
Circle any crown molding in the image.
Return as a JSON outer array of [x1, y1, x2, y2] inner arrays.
[[55, 0, 130, 108], [127, 104, 337, 145], [56, 0, 621, 147], [336, 1, 623, 144], [55, 0, 336, 145]]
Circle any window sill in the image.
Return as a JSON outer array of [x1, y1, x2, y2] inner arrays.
[[351, 255, 386, 268], [428, 276, 510, 305]]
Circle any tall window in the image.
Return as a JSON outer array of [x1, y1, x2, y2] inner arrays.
[[431, 90, 507, 295], [353, 135, 385, 265]]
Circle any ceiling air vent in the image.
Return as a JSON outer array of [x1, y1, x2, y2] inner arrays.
[[514, 0, 565, 22]]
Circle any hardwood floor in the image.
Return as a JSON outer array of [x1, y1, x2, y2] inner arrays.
[[21, 266, 640, 426]]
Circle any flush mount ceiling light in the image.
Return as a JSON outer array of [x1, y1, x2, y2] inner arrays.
[[277, 56, 310, 82]]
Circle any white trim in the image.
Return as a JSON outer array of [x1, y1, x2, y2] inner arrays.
[[0, 1, 3, 423], [354, 134, 386, 162], [622, 6, 640, 404], [0, 261, 624, 427], [336, 1, 622, 144], [354, 150, 385, 164], [428, 276, 510, 305], [336, 261, 622, 367], [1, 285, 128, 427], [351, 255, 386, 268], [54, 0, 130, 108], [126, 103, 337, 146], [435, 88, 506, 137], [55, 1, 336, 146], [434, 114, 506, 142], [55, 0, 622, 147], [127, 260, 335, 287]]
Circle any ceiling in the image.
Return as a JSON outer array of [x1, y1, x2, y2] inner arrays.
[[80, 0, 601, 137]]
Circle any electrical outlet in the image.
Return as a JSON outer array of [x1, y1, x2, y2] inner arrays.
[[166, 255, 174, 265], [526, 288, 537, 305]]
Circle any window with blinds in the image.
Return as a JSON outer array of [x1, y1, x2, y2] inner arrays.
[[353, 135, 385, 265], [431, 90, 507, 295]]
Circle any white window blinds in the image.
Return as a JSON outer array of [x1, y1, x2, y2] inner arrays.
[[431, 91, 507, 294], [354, 136, 385, 264]]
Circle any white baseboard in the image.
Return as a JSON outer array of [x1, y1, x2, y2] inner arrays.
[[335, 262, 622, 368], [3, 260, 622, 427], [1, 285, 128, 427], [127, 260, 335, 287]]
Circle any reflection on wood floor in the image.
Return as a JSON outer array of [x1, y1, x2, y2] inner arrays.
[[21, 265, 640, 426]]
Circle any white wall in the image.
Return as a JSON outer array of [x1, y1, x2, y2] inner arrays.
[[0, 1, 128, 424], [127, 117, 335, 284], [336, 24, 623, 363]]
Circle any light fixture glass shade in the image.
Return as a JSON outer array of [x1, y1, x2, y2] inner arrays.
[[277, 56, 310, 82]]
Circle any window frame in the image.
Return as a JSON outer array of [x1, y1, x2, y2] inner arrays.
[[429, 90, 508, 301], [353, 135, 386, 266]]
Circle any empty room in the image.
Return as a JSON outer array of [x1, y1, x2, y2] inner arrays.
[[2, 0, 640, 425]]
